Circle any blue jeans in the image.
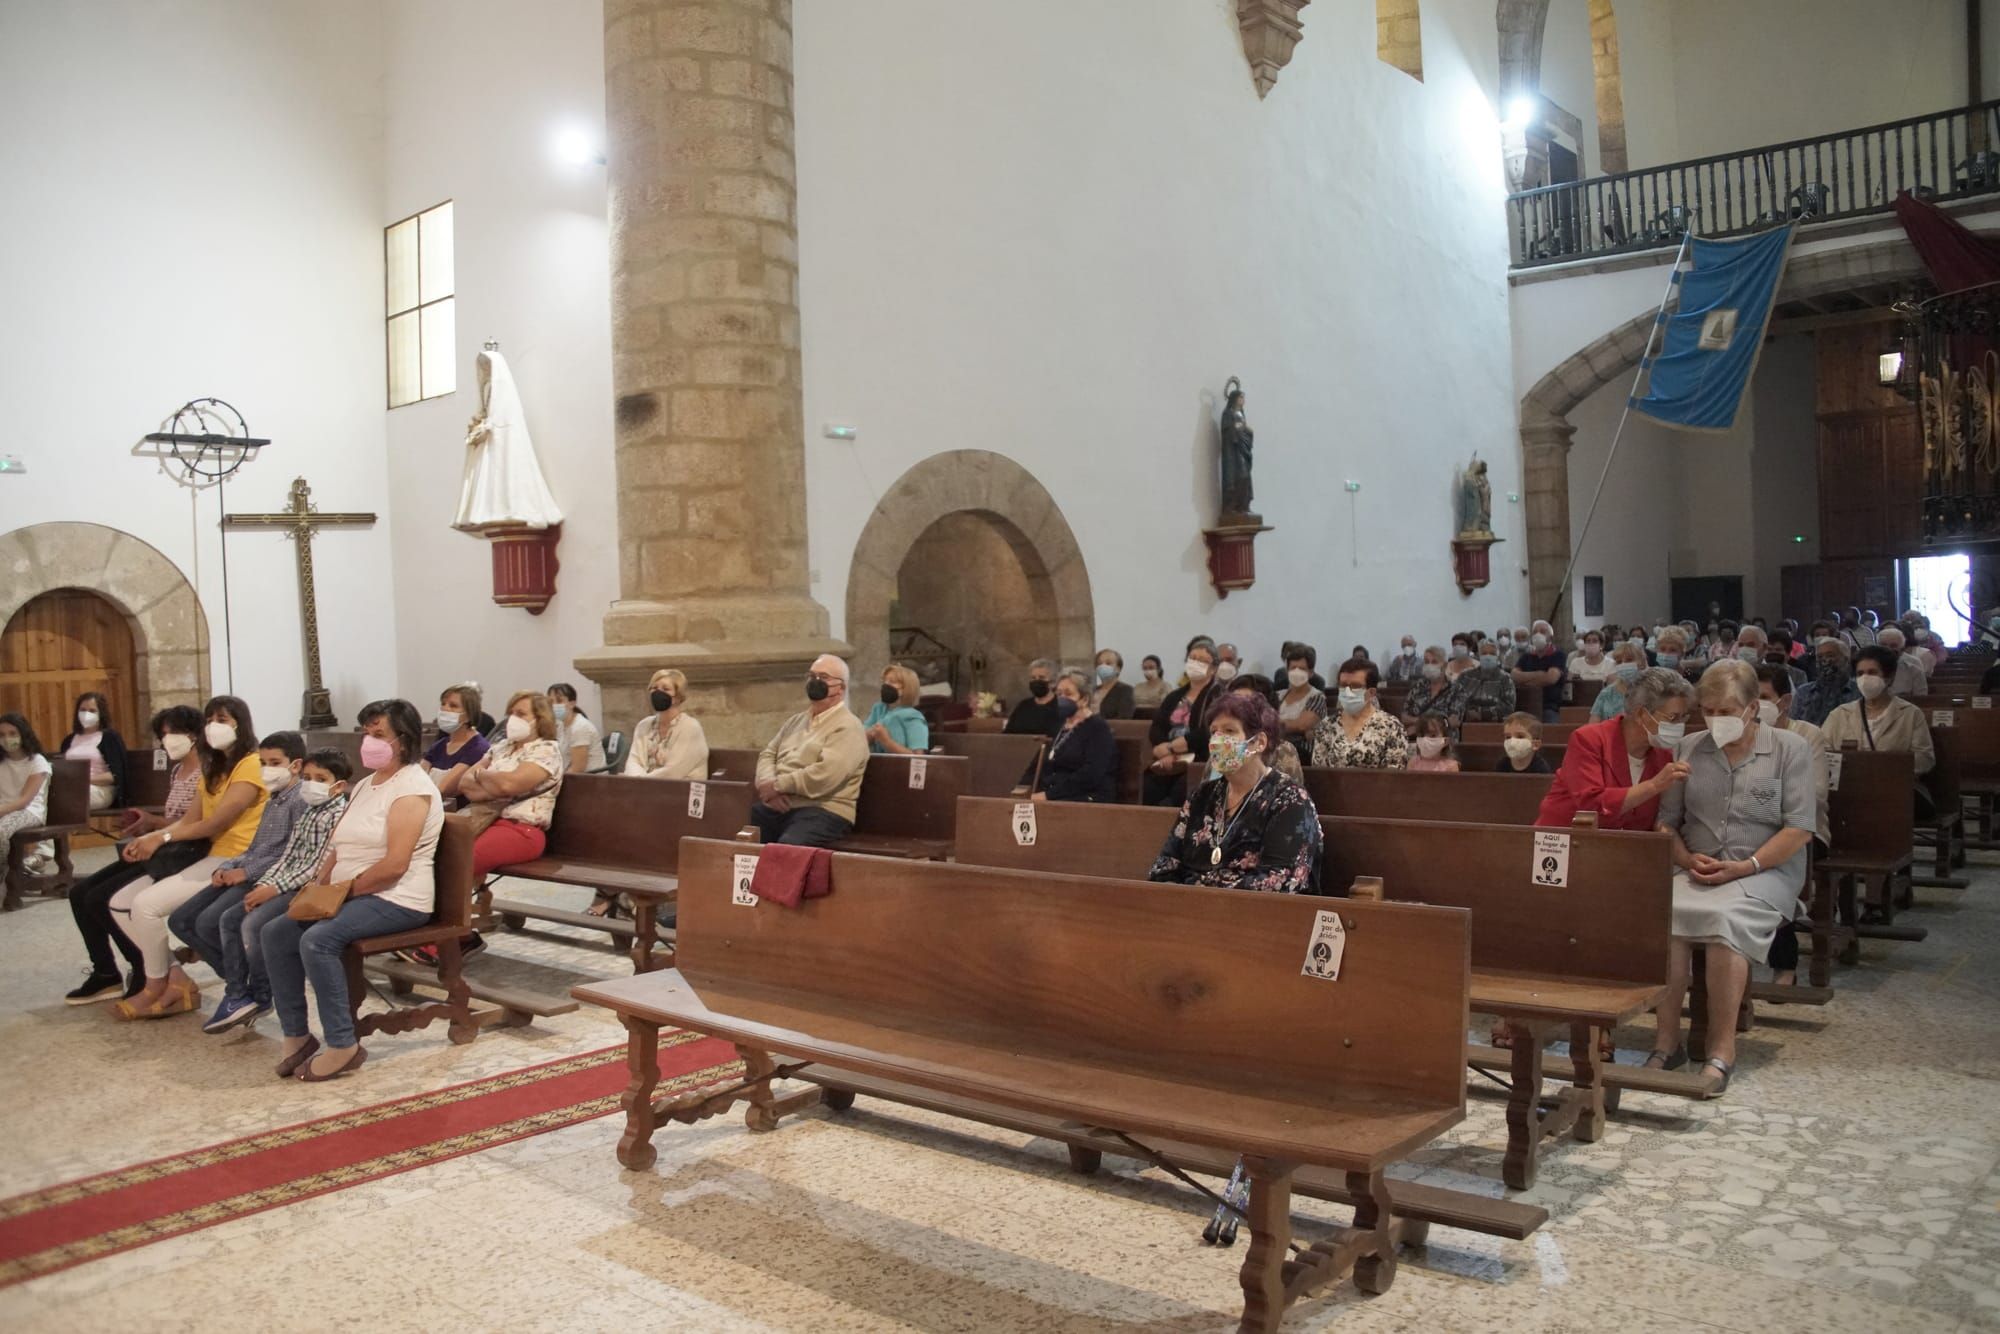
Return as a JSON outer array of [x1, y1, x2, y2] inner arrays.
[[261, 894, 429, 1048], [168, 880, 249, 976], [219, 890, 297, 1005], [749, 801, 852, 847]]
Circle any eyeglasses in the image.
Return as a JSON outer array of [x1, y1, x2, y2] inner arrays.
[[806, 672, 841, 686]]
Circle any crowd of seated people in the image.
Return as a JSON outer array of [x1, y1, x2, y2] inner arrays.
[[22, 601, 1979, 1099]]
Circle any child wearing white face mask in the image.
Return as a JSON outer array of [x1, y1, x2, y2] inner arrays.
[[1494, 713, 1551, 774], [1406, 716, 1460, 773]]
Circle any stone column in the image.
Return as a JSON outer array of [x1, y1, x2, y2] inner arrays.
[[578, 0, 846, 747], [1520, 411, 1577, 641]]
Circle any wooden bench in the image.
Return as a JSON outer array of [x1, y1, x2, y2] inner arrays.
[[1818, 747, 1920, 959], [1318, 815, 1684, 1189], [1925, 705, 2000, 849], [95, 747, 172, 835], [1913, 724, 1969, 888], [576, 837, 1492, 1329], [486, 773, 755, 972], [4, 758, 90, 911], [928, 731, 1044, 797], [713, 749, 968, 859], [1302, 767, 1552, 826], [1456, 742, 1567, 774], [347, 813, 578, 1039]]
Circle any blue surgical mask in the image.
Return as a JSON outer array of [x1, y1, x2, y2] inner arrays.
[[1658, 653, 1680, 668], [1055, 696, 1079, 719], [1478, 654, 1500, 671], [1095, 664, 1117, 683], [552, 703, 569, 722], [1337, 687, 1367, 715], [1615, 663, 1640, 683]]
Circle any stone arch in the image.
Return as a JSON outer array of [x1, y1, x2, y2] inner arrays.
[[844, 451, 1095, 699], [1377, 0, 1423, 81], [0, 522, 210, 728], [1589, 0, 1625, 174], [1496, 0, 1551, 100], [1516, 238, 1934, 634]]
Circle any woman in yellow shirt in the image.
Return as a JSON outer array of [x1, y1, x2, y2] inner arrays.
[[110, 696, 268, 1019]]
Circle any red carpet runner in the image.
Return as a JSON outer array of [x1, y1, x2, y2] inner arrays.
[[0, 1032, 739, 1286]]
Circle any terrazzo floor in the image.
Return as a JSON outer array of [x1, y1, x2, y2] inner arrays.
[[3, 844, 1996, 1332]]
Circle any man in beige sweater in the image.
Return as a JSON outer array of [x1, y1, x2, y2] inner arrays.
[[752, 654, 870, 846]]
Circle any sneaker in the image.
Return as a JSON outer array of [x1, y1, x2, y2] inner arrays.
[[22, 851, 53, 875], [394, 933, 484, 969], [202, 994, 269, 1034], [65, 972, 125, 1006]]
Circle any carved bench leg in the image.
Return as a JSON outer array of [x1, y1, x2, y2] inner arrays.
[[1347, 1168, 1399, 1295], [1236, 1157, 1294, 1333], [1502, 1022, 1544, 1190], [629, 898, 658, 974], [617, 1015, 662, 1170], [1067, 1145, 1102, 1175], [1568, 1022, 1606, 1144], [738, 1046, 821, 1132], [436, 937, 478, 1045]]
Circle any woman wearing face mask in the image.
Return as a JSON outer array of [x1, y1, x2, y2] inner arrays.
[[1536, 668, 1694, 831], [1453, 638, 1518, 724], [1818, 645, 1936, 784], [864, 664, 931, 755], [1276, 645, 1328, 750], [1033, 667, 1117, 803], [1088, 649, 1136, 720], [1406, 716, 1460, 772], [421, 684, 489, 798], [1652, 626, 1690, 678], [1384, 635, 1422, 683], [1310, 658, 1408, 770], [624, 668, 710, 780], [1570, 631, 1615, 682], [1148, 692, 1322, 892], [263, 699, 445, 1081], [59, 692, 127, 815], [1402, 645, 1456, 731], [547, 682, 600, 774], [1145, 638, 1219, 807], [1132, 655, 1169, 710], [1589, 644, 1647, 721], [106, 696, 269, 1019], [62, 706, 207, 1005], [458, 691, 565, 880], [1651, 660, 1816, 1093], [0, 713, 53, 875]]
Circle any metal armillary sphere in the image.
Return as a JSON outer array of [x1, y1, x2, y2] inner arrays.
[[144, 397, 270, 489]]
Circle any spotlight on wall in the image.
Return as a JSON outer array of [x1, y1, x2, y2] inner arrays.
[[555, 126, 606, 167], [1876, 351, 1903, 386], [1503, 95, 1537, 130]]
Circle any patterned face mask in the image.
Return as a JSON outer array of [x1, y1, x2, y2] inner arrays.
[[1209, 735, 1254, 774]]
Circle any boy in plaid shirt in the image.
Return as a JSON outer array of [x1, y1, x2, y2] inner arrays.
[[200, 748, 353, 1033]]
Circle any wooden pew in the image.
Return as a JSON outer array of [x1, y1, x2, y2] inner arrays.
[[350, 813, 578, 1037], [3, 758, 90, 910], [1111, 733, 1149, 804], [929, 731, 1043, 797], [1463, 721, 1584, 747], [1819, 747, 1919, 962], [1913, 725, 1969, 889], [1319, 815, 1680, 1189], [1561, 678, 1606, 710], [710, 749, 970, 857], [1453, 742, 1567, 775], [486, 773, 755, 972], [1302, 767, 1552, 827], [1925, 704, 2000, 848], [952, 795, 1703, 1189], [577, 838, 1519, 1327]]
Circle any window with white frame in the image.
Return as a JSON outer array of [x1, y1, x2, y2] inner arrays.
[[384, 201, 455, 407]]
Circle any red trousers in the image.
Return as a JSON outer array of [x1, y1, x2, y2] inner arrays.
[[473, 819, 547, 877]]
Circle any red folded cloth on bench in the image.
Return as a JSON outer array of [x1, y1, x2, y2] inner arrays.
[[749, 844, 833, 909]]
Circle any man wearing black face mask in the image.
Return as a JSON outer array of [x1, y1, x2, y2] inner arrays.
[[751, 654, 869, 846], [1789, 637, 1860, 727], [1003, 658, 1063, 738]]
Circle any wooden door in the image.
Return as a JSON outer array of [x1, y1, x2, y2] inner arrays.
[[0, 590, 139, 746]]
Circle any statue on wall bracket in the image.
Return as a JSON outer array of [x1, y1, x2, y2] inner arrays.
[[1203, 375, 1273, 599], [1450, 454, 1501, 596]]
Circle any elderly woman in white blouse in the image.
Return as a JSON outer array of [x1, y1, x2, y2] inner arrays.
[[624, 669, 709, 780], [1649, 660, 1814, 1096]]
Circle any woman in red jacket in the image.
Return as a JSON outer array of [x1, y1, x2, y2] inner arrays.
[[1536, 668, 1696, 830]]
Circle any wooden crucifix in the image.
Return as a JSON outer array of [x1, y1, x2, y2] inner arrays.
[[224, 477, 377, 728]]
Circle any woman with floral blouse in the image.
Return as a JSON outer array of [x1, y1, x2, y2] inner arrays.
[[1310, 657, 1410, 770], [1148, 691, 1322, 893]]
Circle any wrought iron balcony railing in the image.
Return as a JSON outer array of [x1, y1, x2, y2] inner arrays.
[[1508, 100, 2000, 269]]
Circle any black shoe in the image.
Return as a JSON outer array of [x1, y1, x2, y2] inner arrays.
[[461, 931, 486, 960], [64, 972, 125, 1006], [122, 971, 146, 1000]]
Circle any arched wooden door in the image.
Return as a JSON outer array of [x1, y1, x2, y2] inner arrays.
[[0, 589, 140, 745]]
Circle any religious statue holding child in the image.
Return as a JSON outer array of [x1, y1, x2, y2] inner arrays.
[[1455, 455, 1494, 539], [1218, 376, 1259, 525]]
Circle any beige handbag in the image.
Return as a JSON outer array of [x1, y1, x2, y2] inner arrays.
[[286, 878, 355, 922]]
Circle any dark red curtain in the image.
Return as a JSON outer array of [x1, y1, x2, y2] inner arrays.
[[1894, 191, 2000, 292]]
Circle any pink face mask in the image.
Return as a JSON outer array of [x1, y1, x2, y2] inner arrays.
[[359, 735, 395, 770]]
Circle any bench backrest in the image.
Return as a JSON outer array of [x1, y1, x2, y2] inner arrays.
[[1827, 747, 1915, 857], [40, 758, 92, 828], [1104, 718, 1153, 743], [1561, 678, 1606, 708], [1319, 815, 1672, 985], [1302, 766, 1553, 826], [953, 795, 1175, 880], [124, 750, 174, 809], [1463, 721, 1583, 747], [851, 753, 968, 840], [1456, 742, 1566, 773], [708, 747, 759, 782], [1920, 705, 2000, 783], [930, 732, 1045, 797], [540, 773, 755, 872], [1111, 734, 1148, 803], [435, 813, 477, 930], [676, 837, 1470, 1107], [1929, 725, 1964, 809]]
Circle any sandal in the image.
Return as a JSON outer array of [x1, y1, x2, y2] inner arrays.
[[1490, 1021, 1514, 1049], [1699, 1056, 1734, 1096], [298, 1045, 367, 1082], [585, 894, 613, 918], [275, 1037, 321, 1079], [112, 978, 200, 1021], [1641, 1045, 1688, 1071]]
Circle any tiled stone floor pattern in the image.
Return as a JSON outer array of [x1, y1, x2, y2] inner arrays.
[[3, 845, 1996, 1331]]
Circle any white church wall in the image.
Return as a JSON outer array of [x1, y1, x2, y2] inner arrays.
[[377, 0, 618, 724], [1564, 378, 1681, 632], [0, 0, 397, 733], [793, 0, 1525, 679], [1537, 0, 1601, 175], [1748, 334, 1820, 616]]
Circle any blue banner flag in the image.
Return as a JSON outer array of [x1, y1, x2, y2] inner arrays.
[[1630, 223, 1796, 431]]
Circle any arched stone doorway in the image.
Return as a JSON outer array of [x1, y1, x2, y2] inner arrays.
[[845, 451, 1094, 702], [0, 589, 139, 745], [1516, 239, 1932, 634], [0, 522, 210, 735]]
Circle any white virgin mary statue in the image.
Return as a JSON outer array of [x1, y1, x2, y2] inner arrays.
[[454, 347, 563, 533]]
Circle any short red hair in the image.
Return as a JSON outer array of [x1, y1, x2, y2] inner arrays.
[[1204, 690, 1280, 754]]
